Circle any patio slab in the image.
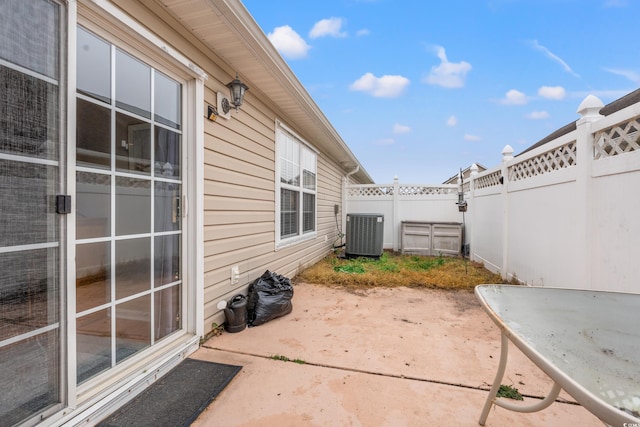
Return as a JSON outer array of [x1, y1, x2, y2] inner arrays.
[[190, 283, 603, 426]]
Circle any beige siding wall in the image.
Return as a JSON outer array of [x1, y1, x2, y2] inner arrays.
[[203, 94, 346, 330], [109, 0, 349, 334]]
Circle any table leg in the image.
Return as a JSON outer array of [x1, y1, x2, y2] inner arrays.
[[479, 332, 510, 425], [479, 332, 563, 425]]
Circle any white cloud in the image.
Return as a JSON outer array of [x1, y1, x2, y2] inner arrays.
[[268, 26, 311, 59], [526, 110, 550, 119], [529, 40, 580, 78], [446, 115, 457, 127], [464, 134, 482, 141], [309, 17, 347, 39], [423, 45, 472, 88], [349, 72, 410, 98], [604, 68, 640, 84], [374, 138, 395, 146], [393, 123, 411, 134], [538, 86, 566, 100], [500, 89, 528, 105], [356, 29, 370, 37]]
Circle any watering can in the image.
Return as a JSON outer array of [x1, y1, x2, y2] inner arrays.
[[223, 294, 247, 333]]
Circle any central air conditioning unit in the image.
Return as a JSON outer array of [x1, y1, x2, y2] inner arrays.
[[345, 213, 384, 258]]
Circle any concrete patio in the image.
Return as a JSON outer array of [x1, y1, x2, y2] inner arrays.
[[189, 283, 603, 426]]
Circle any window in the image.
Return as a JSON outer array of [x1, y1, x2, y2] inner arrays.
[[277, 124, 316, 244]]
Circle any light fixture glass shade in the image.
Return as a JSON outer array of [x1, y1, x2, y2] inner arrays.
[[226, 74, 249, 111]]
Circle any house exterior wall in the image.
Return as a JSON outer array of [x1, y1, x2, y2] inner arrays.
[[201, 104, 347, 330], [108, 0, 357, 335]]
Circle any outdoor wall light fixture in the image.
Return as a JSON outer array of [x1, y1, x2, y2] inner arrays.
[[224, 73, 249, 113]]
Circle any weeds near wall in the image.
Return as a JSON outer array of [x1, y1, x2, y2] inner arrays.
[[296, 252, 506, 291]]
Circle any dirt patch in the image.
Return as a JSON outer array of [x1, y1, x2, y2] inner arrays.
[[295, 252, 507, 292], [446, 289, 482, 313]]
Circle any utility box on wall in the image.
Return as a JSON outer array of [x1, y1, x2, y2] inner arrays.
[[346, 214, 384, 258], [401, 221, 462, 257]]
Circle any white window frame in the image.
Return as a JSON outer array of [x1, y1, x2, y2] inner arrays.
[[275, 120, 318, 248]]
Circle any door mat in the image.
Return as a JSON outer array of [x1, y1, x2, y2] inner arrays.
[[98, 359, 242, 427]]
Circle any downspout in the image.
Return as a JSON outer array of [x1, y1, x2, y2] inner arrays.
[[341, 165, 360, 242], [345, 165, 359, 183]]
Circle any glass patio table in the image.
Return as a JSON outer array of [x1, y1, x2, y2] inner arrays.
[[475, 284, 640, 426]]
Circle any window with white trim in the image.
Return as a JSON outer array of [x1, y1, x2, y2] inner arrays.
[[277, 124, 316, 243]]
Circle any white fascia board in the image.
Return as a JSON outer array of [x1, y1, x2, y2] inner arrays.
[[89, 0, 208, 80]]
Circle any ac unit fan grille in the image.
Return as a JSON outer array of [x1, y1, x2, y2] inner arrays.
[[346, 214, 384, 257]]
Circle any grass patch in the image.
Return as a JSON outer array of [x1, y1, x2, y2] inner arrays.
[[270, 354, 306, 364], [297, 251, 506, 291], [334, 264, 366, 274], [270, 354, 290, 362], [497, 384, 524, 400]]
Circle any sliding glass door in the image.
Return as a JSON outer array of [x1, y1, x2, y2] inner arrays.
[[1, 3, 188, 424], [75, 27, 183, 384], [0, 0, 65, 424]]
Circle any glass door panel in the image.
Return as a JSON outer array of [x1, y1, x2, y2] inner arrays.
[[76, 171, 111, 239], [155, 127, 181, 178], [76, 241, 111, 312], [115, 49, 151, 119], [76, 308, 111, 383], [0, 1, 63, 424], [75, 27, 183, 385], [154, 285, 180, 341], [115, 238, 151, 299], [76, 98, 111, 169], [77, 26, 111, 104], [116, 295, 151, 362]]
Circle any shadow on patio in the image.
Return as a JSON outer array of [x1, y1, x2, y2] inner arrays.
[[189, 283, 602, 426]]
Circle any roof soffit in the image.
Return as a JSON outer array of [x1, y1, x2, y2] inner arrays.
[[155, 0, 373, 182]]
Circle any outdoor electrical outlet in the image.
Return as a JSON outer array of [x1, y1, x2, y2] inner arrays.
[[334, 204, 339, 215], [230, 266, 240, 285]]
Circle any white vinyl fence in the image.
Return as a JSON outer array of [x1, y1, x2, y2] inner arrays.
[[346, 94, 640, 293]]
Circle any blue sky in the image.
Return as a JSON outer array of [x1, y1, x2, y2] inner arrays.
[[241, 0, 640, 183]]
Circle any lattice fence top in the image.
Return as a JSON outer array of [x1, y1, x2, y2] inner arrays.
[[474, 170, 502, 189], [398, 185, 457, 195], [347, 186, 393, 196], [508, 141, 577, 181], [347, 185, 456, 197], [594, 118, 640, 159]]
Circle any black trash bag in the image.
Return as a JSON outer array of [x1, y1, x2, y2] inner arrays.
[[247, 270, 294, 326]]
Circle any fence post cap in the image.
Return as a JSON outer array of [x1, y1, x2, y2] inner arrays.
[[577, 94, 604, 118], [502, 145, 514, 162]]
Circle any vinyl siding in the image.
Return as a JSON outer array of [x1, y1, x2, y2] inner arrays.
[[107, 0, 353, 334], [202, 98, 345, 329]]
